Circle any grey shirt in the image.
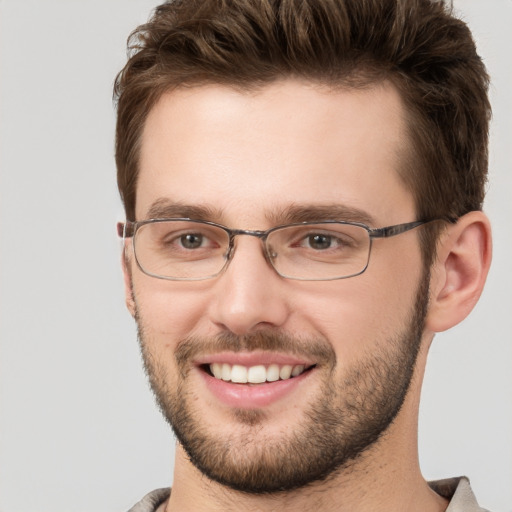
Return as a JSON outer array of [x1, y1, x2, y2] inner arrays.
[[127, 476, 490, 511]]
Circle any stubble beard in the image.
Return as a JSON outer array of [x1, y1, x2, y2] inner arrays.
[[135, 271, 429, 494]]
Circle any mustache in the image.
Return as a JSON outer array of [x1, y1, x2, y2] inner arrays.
[[174, 330, 336, 369]]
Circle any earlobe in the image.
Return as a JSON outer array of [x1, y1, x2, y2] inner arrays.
[[122, 249, 136, 317], [425, 211, 492, 333]]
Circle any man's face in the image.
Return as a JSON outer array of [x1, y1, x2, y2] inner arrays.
[[126, 80, 429, 492]]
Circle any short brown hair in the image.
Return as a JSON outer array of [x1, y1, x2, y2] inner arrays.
[[114, 0, 490, 263]]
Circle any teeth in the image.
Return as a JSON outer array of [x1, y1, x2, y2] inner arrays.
[[248, 365, 267, 384], [211, 363, 223, 379], [266, 364, 280, 382], [209, 363, 309, 383], [279, 365, 292, 380], [231, 365, 247, 383], [291, 365, 305, 377], [221, 363, 231, 381]]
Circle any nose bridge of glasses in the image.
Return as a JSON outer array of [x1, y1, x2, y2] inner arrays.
[[230, 228, 268, 238], [226, 229, 272, 262]]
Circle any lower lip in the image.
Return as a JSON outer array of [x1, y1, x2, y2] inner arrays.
[[200, 369, 313, 409]]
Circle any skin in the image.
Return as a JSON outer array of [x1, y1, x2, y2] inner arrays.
[[123, 79, 492, 512]]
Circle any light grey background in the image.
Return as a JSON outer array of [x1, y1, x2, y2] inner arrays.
[[0, 1, 510, 511]]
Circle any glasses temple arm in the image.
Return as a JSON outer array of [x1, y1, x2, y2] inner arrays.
[[117, 221, 135, 238], [370, 217, 458, 239]]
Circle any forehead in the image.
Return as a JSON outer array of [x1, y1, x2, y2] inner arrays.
[[137, 79, 415, 226]]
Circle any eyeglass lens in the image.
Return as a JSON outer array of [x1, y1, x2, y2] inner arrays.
[[132, 220, 371, 281]]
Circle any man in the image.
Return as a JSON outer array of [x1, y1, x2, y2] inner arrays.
[[114, 1, 492, 510]]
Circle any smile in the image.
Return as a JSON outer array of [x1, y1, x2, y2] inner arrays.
[[196, 351, 318, 408], [208, 363, 312, 384]]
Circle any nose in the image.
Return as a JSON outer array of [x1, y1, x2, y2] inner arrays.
[[207, 236, 291, 335]]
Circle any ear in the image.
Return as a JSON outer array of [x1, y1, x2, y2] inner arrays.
[[122, 247, 136, 317], [426, 211, 492, 333]]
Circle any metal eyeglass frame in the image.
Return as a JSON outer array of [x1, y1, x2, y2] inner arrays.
[[117, 217, 447, 281]]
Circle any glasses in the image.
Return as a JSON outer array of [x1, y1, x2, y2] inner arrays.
[[118, 218, 436, 281]]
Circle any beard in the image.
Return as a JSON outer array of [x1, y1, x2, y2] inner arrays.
[[135, 270, 429, 494]]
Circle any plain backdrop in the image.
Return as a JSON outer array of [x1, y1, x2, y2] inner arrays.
[[0, 1, 510, 511]]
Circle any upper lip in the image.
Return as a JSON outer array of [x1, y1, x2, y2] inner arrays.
[[194, 350, 315, 367]]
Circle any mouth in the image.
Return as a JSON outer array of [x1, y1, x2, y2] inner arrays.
[[194, 351, 318, 409], [204, 362, 315, 384], [195, 353, 317, 409]]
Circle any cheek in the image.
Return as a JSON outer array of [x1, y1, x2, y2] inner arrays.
[[295, 251, 423, 362], [133, 277, 214, 343]]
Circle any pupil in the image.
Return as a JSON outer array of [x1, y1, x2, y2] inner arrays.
[[309, 234, 330, 250], [181, 233, 202, 249]]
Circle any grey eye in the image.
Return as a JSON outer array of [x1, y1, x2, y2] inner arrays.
[[308, 234, 332, 250], [180, 233, 204, 249]]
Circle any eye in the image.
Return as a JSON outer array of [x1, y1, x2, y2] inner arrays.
[[298, 232, 349, 251], [179, 233, 205, 249], [275, 225, 358, 254], [307, 234, 334, 250], [139, 221, 228, 261], [159, 226, 220, 252]]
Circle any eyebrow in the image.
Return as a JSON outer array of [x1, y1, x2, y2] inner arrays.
[[145, 199, 223, 221], [268, 204, 376, 226], [144, 199, 376, 227]]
